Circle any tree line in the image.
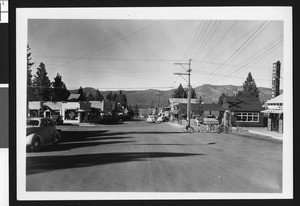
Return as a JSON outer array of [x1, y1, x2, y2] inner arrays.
[[172, 72, 260, 104], [27, 45, 139, 117]]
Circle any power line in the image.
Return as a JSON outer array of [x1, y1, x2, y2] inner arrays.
[[187, 21, 212, 58], [192, 20, 221, 60], [196, 21, 237, 64], [190, 20, 216, 59], [210, 39, 283, 84], [195, 22, 264, 72], [183, 21, 204, 58], [204, 21, 270, 82], [49, 21, 160, 70]]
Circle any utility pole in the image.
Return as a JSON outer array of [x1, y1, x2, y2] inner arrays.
[[174, 59, 192, 127]]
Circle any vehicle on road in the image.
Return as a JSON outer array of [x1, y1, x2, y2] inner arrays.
[[147, 115, 156, 123], [156, 116, 169, 123], [202, 114, 219, 125], [26, 117, 61, 152]]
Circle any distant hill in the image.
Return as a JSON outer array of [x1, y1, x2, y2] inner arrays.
[[69, 84, 282, 108]]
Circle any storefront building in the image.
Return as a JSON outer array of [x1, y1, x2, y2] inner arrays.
[[261, 94, 283, 133]]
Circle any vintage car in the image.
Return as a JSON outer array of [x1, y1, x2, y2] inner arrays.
[[26, 117, 61, 152], [147, 115, 156, 123], [202, 114, 219, 125]]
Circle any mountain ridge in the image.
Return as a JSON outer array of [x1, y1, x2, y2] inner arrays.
[[69, 84, 282, 108]]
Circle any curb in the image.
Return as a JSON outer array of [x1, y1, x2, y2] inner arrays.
[[248, 130, 283, 141]]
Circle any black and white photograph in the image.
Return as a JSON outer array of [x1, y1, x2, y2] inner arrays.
[[16, 7, 293, 200]]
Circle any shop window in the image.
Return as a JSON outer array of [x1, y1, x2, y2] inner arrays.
[[236, 112, 259, 122], [65, 109, 78, 120]]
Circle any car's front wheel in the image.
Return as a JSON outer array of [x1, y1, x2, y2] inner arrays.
[[32, 138, 41, 152], [53, 133, 60, 146]]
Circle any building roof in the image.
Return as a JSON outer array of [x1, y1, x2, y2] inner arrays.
[[169, 98, 199, 104], [178, 103, 201, 114], [265, 94, 283, 104], [223, 96, 263, 112], [68, 93, 81, 101], [200, 103, 225, 111], [44, 102, 62, 110]]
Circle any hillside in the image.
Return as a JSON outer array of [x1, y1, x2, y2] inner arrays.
[[69, 85, 280, 108]]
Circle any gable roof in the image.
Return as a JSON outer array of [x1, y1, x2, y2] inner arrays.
[[178, 103, 201, 115], [68, 93, 81, 101], [223, 96, 262, 112], [265, 94, 283, 104], [200, 103, 225, 111]]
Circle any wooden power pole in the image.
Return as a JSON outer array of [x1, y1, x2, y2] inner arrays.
[[174, 59, 192, 127]]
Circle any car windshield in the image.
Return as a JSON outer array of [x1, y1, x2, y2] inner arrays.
[[27, 120, 40, 127]]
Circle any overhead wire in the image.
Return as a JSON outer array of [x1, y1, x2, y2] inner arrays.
[[192, 20, 221, 60], [193, 22, 264, 73], [48, 21, 160, 70], [195, 21, 237, 66], [203, 21, 270, 82], [182, 21, 204, 59], [210, 38, 283, 84], [186, 20, 211, 58]]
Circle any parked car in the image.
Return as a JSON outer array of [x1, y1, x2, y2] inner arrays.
[[202, 114, 219, 125], [26, 117, 61, 152], [147, 115, 156, 123], [156, 116, 169, 123]]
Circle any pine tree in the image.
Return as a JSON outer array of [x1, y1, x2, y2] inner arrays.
[[94, 89, 104, 101], [27, 45, 35, 101], [237, 72, 260, 98], [218, 93, 227, 104], [77, 86, 87, 102], [133, 104, 140, 117], [106, 91, 114, 101], [87, 93, 95, 101], [32, 62, 52, 101], [52, 73, 70, 101], [173, 84, 187, 98], [191, 87, 197, 99]]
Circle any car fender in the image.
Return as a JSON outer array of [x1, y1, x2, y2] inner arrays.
[[54, 131, 61, 142], [31, 134, 42, 146]]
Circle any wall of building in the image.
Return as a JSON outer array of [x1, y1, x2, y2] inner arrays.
[[231, 112, 264, 127]]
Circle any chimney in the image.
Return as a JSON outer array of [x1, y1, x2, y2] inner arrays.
[[271, 61, 281, 98]]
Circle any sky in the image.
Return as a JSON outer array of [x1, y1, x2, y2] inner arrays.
[[28, 19, 283, 91]]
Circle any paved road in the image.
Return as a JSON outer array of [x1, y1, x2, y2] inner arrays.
[[26, 120, 282, 192]]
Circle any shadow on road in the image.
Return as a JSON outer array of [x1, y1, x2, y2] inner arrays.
[[26, 152, 204, 175], [60, 130, 109, 141], [35, 140, 136, 153], [100, 131, 183, 136]]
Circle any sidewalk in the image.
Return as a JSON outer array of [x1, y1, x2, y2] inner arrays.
[[243, 127, 283, 140]]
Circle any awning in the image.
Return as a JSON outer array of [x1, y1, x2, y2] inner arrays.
[[261, 109, 283, 114]]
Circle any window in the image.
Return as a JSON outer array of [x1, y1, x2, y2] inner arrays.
[[236, 112, 259, 122], [65, 109, 78, 120]]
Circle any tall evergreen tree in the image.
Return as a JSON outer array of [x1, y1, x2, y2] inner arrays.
[[191, 87, 197, 99], [52, 73, 70, 101], [77, 86, 87, 102], [218, 93, 227, 104], [27, 44, 35, 101], [87, 93, 95, 101], [94, 89, 104, 101], [106, 91, 114, 101], [133, 104, 140, 117], [237, 72, 260, 98], [172, 84, 187, 98], [32, 62, 52, 101]]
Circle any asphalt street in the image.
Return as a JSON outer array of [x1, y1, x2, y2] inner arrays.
[[26, 120, 282, 192]]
